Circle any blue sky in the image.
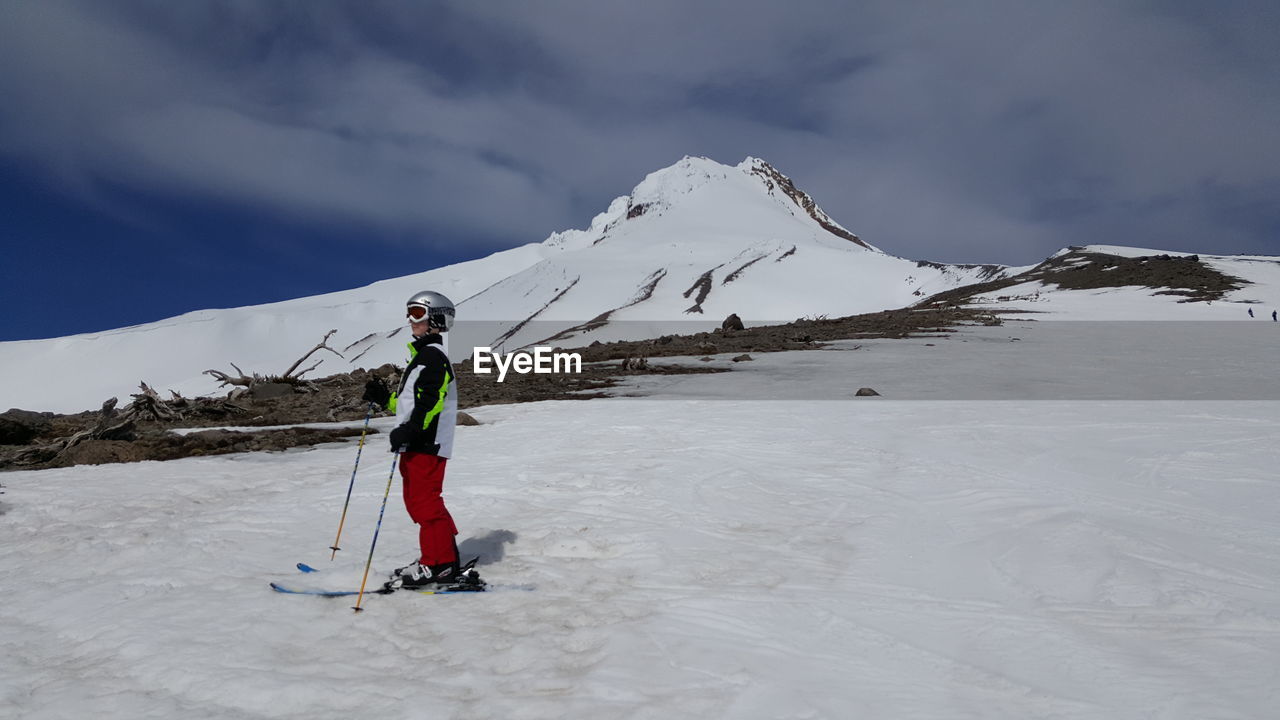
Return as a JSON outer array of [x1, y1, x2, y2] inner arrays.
[[2, 1, 1278, 341]]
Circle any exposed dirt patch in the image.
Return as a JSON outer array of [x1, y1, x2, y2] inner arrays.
[[493, 276, 581, 348], [538, 269, 667, 345], [3, 304, 1002, 472], [923, 248, 1246, 306], [565, 305, 1003, 363], [1, 360, 725, 472], [1, 370, 382, 472], [455, 359, 725, 407], [38, 427, 368, 469], [682, 267, 721, 313], [723, 255, 766, 284]]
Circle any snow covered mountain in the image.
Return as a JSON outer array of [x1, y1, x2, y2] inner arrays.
[[3, 156, 1279, 414], [350, 156, 1011, 356], [0, 157, 1004, 412]]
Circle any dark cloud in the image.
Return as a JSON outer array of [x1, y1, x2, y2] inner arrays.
[[1, 0, 1278, 268]]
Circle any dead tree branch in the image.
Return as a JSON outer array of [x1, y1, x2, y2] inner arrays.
[[280, 329, 344, 380], [204, 362, 256, 389], [204, 331, 344, 391], [10, 383, 256, 467], [16, 397, 138, 465], [129, 382, 183, 422]]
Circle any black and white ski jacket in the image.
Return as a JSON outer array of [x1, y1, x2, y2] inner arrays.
[[387, 334, 457, 458]]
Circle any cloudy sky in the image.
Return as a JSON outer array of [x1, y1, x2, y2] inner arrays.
[[2, 1, 1278, 340]]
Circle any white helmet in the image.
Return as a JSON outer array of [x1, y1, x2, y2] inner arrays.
[[405, 290, 455, 332]]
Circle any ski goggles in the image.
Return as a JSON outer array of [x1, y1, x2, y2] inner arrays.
[[406, 304, 431, 322]]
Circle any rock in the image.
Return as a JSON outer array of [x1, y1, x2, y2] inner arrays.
[[695, 342, 718, 354], [370, 363, 399, 379], [457, 411, 481, 426], [0, 417, 41, 445], [2, 408, 52, 425], [0, 410, 50, 445], [699, 356, 714, 362], [722, 313, 745, 332], [855, 387, 881, 397], [97, 419, 138, 442], [251, 382, 295, 400], [731, 354, 753, 362]]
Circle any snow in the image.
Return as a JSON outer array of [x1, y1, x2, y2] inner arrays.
[[4, 323, 1280, 719], [0, 156, 1005, 414], [0, 240, 556, 413], [454, 155, 998, 349]]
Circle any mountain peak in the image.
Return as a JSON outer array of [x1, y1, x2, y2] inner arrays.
[[541, 156, 733, 251], [623, 155, 731, 220], [544, 156, 874, 252]]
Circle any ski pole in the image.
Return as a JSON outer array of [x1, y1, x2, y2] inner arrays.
[[329, 403, 375, 560], [353, 453, 400, 613]]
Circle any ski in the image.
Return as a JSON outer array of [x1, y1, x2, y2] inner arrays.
[[269, 581, 492, 596], [277, 558, 523, 597], [269, 583, 386, 597]]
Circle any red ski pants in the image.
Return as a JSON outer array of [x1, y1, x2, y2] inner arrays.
[[398, 452, 458, 566]]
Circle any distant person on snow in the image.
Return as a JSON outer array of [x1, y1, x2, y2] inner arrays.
[[1274, 310, 1278, 322], [361, 291, 480, 590], [1248, 308, 1254, 318]]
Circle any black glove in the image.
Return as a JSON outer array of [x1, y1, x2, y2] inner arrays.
[[389, 425, 417, 453], [362, 378, 391, 407]]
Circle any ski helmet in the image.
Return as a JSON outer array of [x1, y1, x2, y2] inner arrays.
[[405, 290, 455, 332]]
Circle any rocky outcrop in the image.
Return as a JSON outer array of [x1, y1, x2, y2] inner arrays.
[[746, 160, 872, 250], [683, 267, 722, 314], [920, 249, 1246, 308]]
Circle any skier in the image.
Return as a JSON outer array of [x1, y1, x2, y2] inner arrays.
[[1274, 310, 1278, 322], [362, 291, 480, 590], [1248, 308, 1254, 318]]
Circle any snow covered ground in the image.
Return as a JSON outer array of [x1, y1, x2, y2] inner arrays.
[[3, 325, 1280, 719], [613, 320, 1280, 401]]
